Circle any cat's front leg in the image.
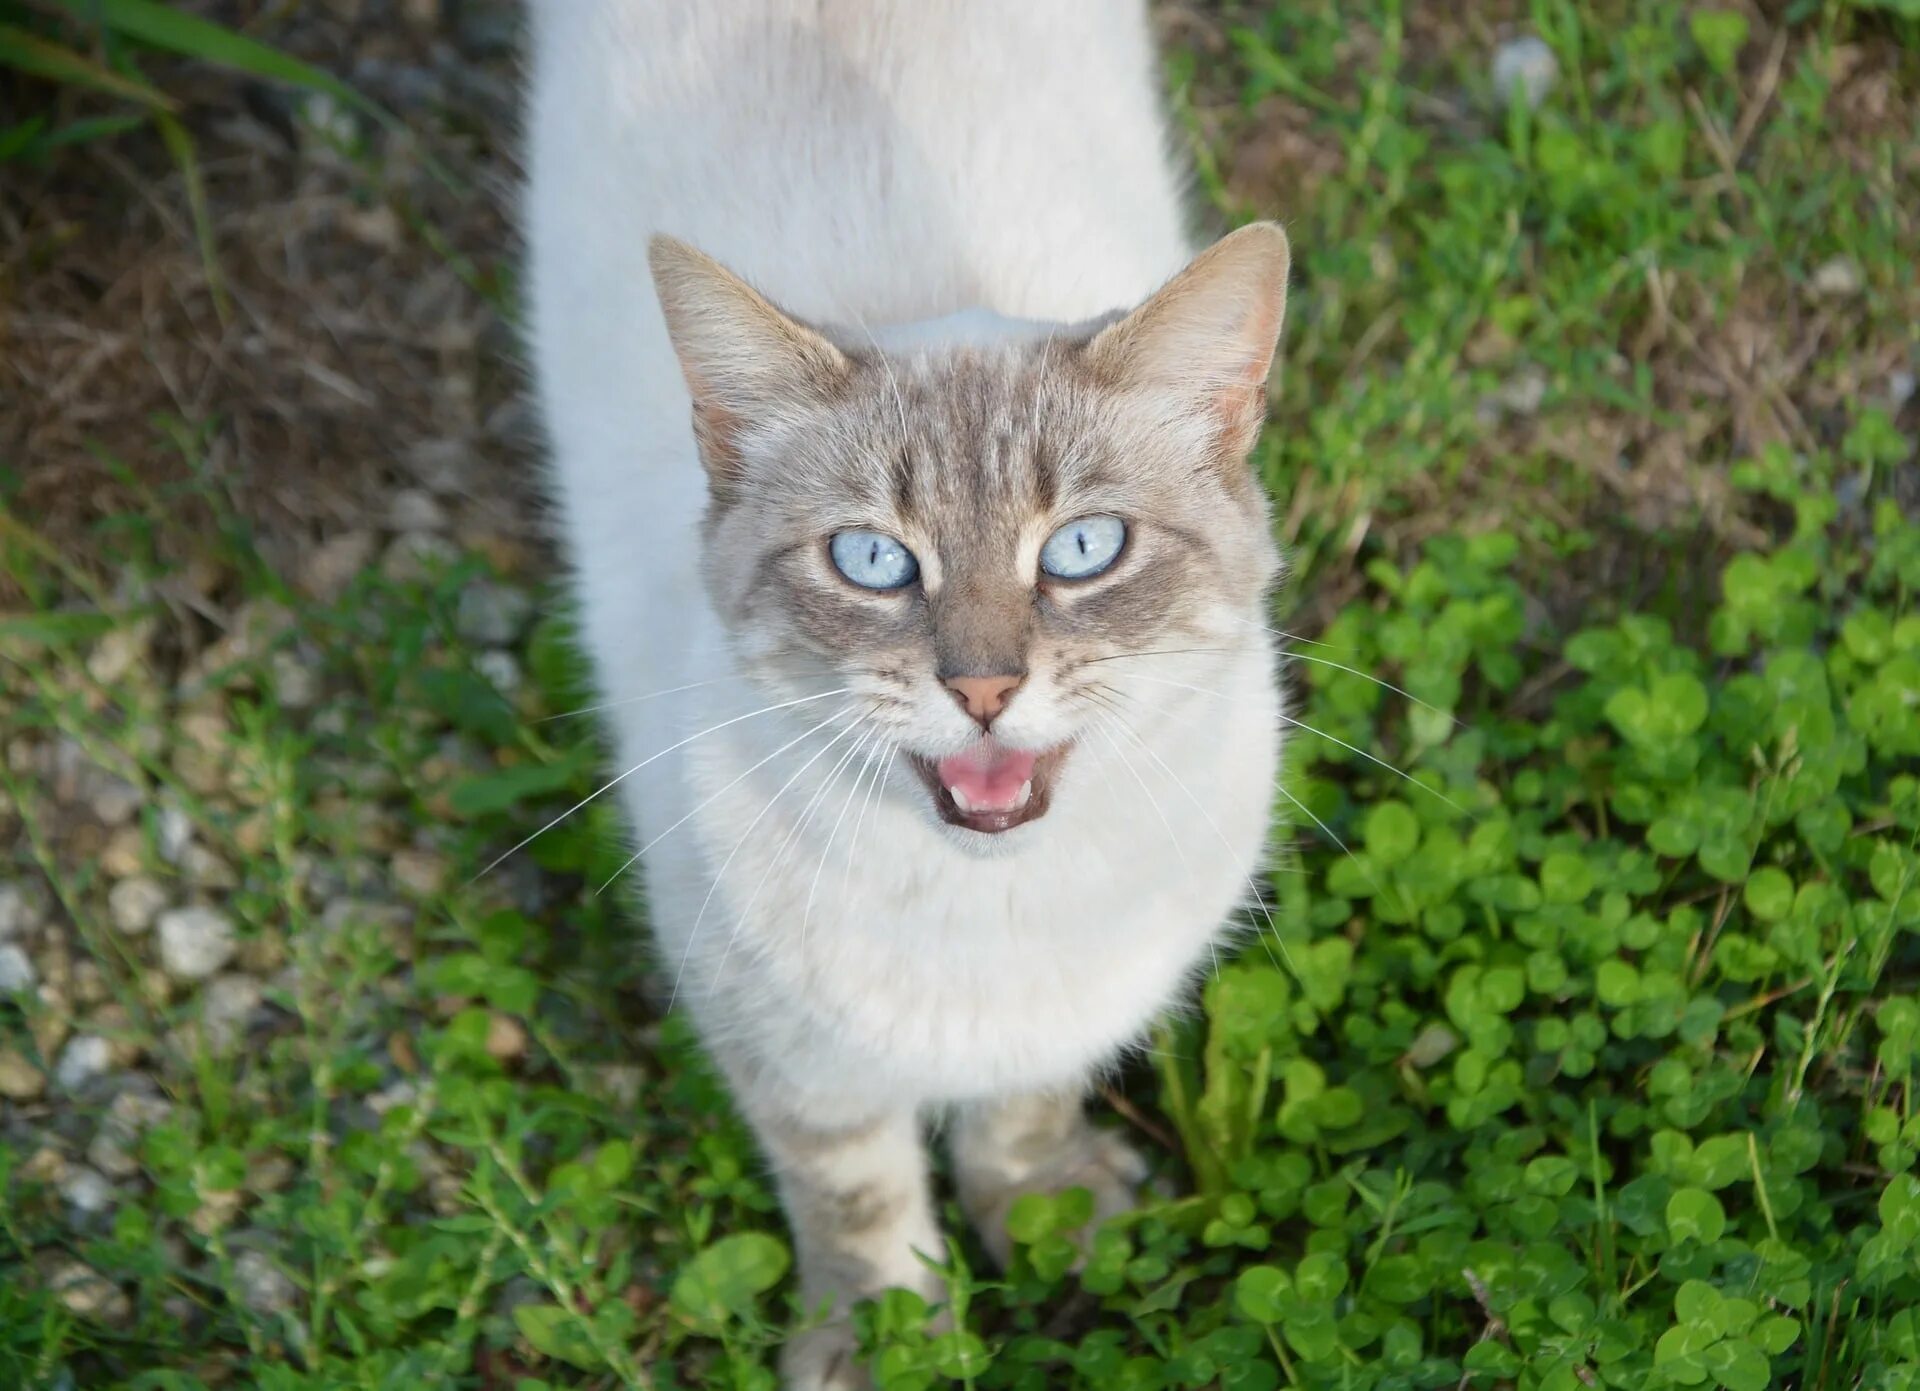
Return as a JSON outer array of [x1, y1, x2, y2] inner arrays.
[[951, 1090, 1152, 1268], [742, 1094, 944, 1390]]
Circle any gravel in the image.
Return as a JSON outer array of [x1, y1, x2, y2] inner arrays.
[[54, 1035, 114, 1093], [0, 1048, 45, 1100], [108, 877, 169, 935], [46, 1258, 131, 1324], [201, 974, 266, 1053], [0, 880, 41, 938], [157, 906, 238, 980], [454, 579, 533, 646], [234, 1250, 298, 1315], [1492, 35, 1558, 111], [0, 942, 37, 994], [58, 1164, 118, 1218]]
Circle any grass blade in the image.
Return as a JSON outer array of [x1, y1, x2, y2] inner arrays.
[[0, 20, 174, 107]]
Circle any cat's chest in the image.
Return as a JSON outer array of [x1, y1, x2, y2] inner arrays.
[[681, 725, 1274, 1106]]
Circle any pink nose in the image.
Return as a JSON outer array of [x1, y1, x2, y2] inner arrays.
[[943, 673, 1023, 728]]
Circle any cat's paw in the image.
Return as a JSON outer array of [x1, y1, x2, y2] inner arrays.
[[960, 1125, 1153, 1268], [782, 1322, 870, 1391]]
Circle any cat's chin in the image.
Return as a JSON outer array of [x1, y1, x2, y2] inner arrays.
[[907, 741, 1072, 838]]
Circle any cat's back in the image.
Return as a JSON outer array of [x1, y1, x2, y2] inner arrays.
[[526, 0, 1192, 329]]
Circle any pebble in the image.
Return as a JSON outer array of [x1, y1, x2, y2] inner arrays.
[[392, 848, 449, 898], [0, 880, 40, 938], [485, 1012, 528, 1062], [108, 876, 169, 935], [54, 1035, 113, 1092], [389, 488, 450, 533], [157, 906, 238, 981], [1812, 257, 1862, 299], [87, 773, 144, 827], [298, 529, 377, 602], [270, 649, 321, 709], [46, 1259, 131, 1324], [101, 828, 146, 879], [235, 1250, 298, 1315], [201, 974, 266, 1053], [86, 622, 152, 686], [454, 580, 533, 646], [88, 1090, 173, 1177], [58, 1164, 116, 1217], [475, 649, 522, 696], [1492, 35, 1558, 110], [381, 531, 460, 583], [157, 804, 194, 865], [404, 437, 472, 494], [182, 844, 237, 890], [0, 1048, 45, 1099], [1890, 370, 1915, 410], [1496, 365, 1548, 417], [0, 942, 36, 994]]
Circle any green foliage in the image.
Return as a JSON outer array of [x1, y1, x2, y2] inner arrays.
[[4, 0, 1919, 1387], [0, 0, 390, 309]]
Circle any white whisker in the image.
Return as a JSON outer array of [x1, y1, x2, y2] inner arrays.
[[668, 715, 868, 1009], [725, 725, 874, 974], [840, 739, 896, 900], [593, 703, 858, 897], [473, 686, 853, 882], [1087, 690, 1298, 978], [802, 734, 886, 942], [1097, 670, 1463, 813], [534, 675, 733, 723]]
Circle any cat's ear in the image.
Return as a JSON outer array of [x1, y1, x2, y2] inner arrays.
[[1084, 221, 1290, 466], [649, 236, 850, 494]]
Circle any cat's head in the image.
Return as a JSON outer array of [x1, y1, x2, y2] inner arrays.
[[650, 225, 1288, 845]]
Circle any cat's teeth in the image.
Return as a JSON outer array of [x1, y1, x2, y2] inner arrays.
[[1014, 780, 1033, 809], [948, 785, 975, 814]]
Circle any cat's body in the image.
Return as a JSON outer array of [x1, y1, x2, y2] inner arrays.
[[526, 4, 1288, 1384]]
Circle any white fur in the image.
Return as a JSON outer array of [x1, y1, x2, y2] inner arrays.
[[525, 0, 1279, 1144]]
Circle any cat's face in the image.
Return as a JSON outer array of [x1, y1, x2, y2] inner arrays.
[[652, 226, 1289, 845]]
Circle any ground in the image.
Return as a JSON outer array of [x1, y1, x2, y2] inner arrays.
[[2, 2, 1918, 1389]]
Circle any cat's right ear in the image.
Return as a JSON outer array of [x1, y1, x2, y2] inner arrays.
[[648, 236, 850, 495]]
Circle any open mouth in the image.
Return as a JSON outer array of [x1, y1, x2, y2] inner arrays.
[[909, 740, 1071, 834]]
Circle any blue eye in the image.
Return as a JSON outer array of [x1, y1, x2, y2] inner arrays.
[[829, 530, 919, 590], [1039, 515, 1126, 580]]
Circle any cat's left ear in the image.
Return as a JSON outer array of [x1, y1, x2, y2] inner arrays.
[[1084, 221, 1290, 467], [649, 236, 851, 497]]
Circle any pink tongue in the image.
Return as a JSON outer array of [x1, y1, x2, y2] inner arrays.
[[936, 742, 1039, 811]]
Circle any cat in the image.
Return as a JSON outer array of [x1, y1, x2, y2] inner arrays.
[[524, 4, 1289, 1385]]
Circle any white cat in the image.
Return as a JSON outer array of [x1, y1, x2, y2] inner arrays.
[[525, 4, 1288, 1385]]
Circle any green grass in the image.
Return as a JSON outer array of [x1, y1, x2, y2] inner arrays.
[[2, 2, 1918, 1388]]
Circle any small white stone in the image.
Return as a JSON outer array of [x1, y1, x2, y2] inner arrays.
[[89, 1089, 173, 1176], [235, 1250, 298, 1315], [1889, 370, 1915, 409], [270, 649, 321, 710], [475, 649, 522, 695], [388, 487, 449, 533], [59, 1165, 117, 1216], [157, 804, 194, 866], [87, 773, 144, 827], [47, 1259, 131, 1323], [108, 877, 168, 935], [380, 531, 460, 584], [157, 906, 238, 981], [1812, 257, 1862, 299], [201, 974, 265, 1053], [454, 580, 533, 646], [0, 881, 40, 938], [54, 1035, 114, 1092], [0, 943, 36, 994], [1492, 35, 1558, 111]]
